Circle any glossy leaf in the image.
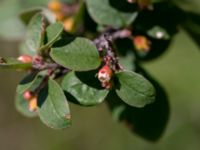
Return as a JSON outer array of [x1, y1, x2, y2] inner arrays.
[[86, 0, 138, 27], [0, 57, 32, 70], [115, 71, 155, 108], [20, 13, 46, 56], [38, 79, 71, 129], [62, 71, 109, 106], [50, 37, 101, 71]]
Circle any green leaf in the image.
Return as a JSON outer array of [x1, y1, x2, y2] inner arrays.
[[106, 76, 169, 142], [50, 37, 101, 71], [0, 57, 32, 70], [20, 7, 43, 25], [115, 71, 156, 108], [15, 93, 37, 117], [17, 73, 46, 94], [40, 22, 64, 51], [86, 0, 138, 27], [20, 13, 46, 56], [147, 26, 170, 40], [62, 71, 109, 106], [15, 73, 46, 117], [15, 72, 41, 118], [38, 79, 71, 129], [17, 73, 38, 94]]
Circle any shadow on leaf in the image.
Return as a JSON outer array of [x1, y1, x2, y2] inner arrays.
[[75, 70, 103, 89], [52, 32, 76, 47], [109, 0, 137, 12], [37, 83, 49, 107], [106, 67, 170, 141]]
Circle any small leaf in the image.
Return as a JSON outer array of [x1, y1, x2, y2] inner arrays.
[[15, 93, 37, 117], [62, 71, 109, 106], [20, 7, 42, 25], [17, 72, 38, 94], [38, 79, 71, 129], [15, 73, 46, 117], [40, 22, 64, 50], [15, 73, 41, 118], [17, 73, 46, 94], [0, 57, 32, 70], [50, 37, 101, 71], [20, 13, 46, 56], [86, 0, 138, 27], [115, 71, 155, 108]]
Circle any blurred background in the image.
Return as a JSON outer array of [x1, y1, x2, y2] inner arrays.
[[0, 0, 200, 150]]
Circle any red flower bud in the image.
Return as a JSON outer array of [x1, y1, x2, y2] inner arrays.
[[17, 55, 33, 63], [98, 65, 113, 83], [133, 36, 150, 52]]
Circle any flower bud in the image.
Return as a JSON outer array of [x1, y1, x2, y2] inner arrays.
[[63, 17, 74, 32], [17, 55, 33, 63], [23, 91, 33, 101], [133, 35, 150, 52], [54, 11, 65, 21], [29, 97, 38, 112], [48, 0, 62, 12], [98, 65, 113, 83]]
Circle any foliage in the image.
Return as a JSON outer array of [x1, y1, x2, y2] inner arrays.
[[0, 0, 199, 141]]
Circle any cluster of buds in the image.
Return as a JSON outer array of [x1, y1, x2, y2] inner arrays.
[[23, 91, 38, 112], [48, 0, 74, 32], [98, 64, 113, 89], [133, 35, 151, 52]]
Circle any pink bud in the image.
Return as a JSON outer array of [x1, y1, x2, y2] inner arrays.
[[17, 55, 33, 63], [133, 36, 150, 52], [23, 91, 33, 101]]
